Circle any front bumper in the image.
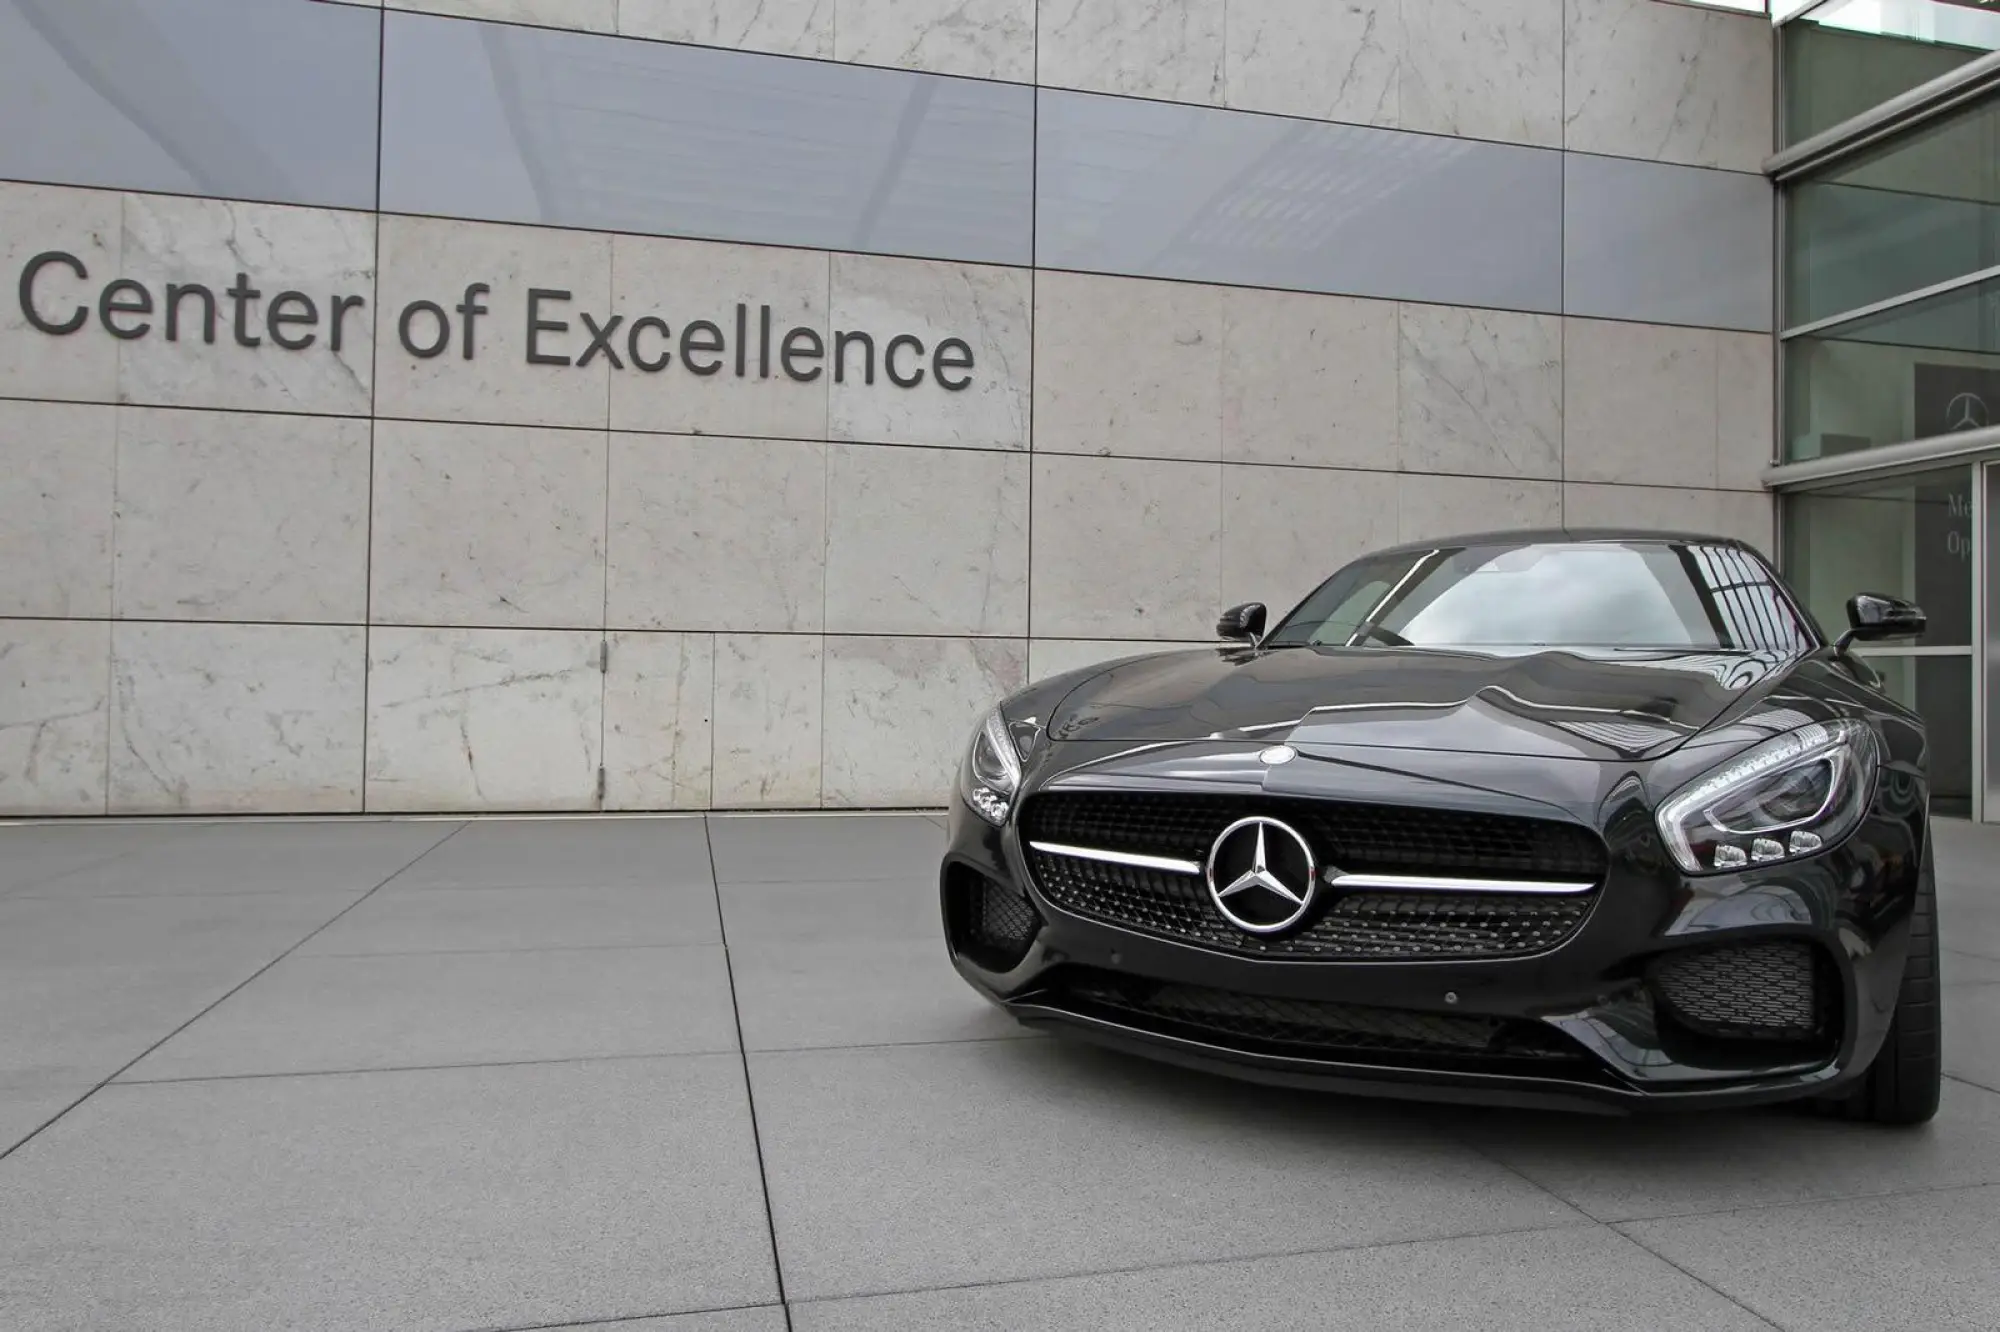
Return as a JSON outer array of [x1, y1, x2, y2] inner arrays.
[[939, 788, 1929, 1117]]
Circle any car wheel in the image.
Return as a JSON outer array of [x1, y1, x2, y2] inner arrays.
[[1817, 844, 1942, 1127]]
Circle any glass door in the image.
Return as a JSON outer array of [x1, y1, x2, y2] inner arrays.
[[1786, 464, 1977, 817]]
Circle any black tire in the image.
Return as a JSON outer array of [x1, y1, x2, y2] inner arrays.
[[1820, 840, 1942, 1126]]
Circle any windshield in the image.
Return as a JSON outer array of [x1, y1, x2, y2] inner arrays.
[[1263, 540, 1819, 653]]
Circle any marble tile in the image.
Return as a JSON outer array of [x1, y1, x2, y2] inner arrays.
[[1034, 271, 1221, 462], [619, 0, 834, 56], [1222, 287, 1398, 469], [1564, 0, 1774, 173], [1223, 465, 1399, 619], [1225, 0, 1398, 127], [369, 420, 608, 628], [1715, 488, 1774, 556], [835, 0, 1035, 81], [713, 634, 822, 808], [607, 234, 830, 442], [1031, 454, 1222, 640], [112, 408, 370, 623], [375, 214, 612, 430], [1398, 305, 1561, 480], [1027, 637, 1207, 685], [0, 621, 110, 817], [1562, 319, 1718, 488], [603, 631, 714, 810], [1718, 331, 1776, 491], [364, 627, 603, 813], [1562, 481, 1722, 536], [824, 444, 1029, 636], [386, 0, 616, 31], [823, 636, 1026, 807], [827, 255, 1031, 452], [0, 401, 114, 619], [0, 181, 120, 403], [1401, 0, 1562, 146], [605, 435, 826, 633], [115, 195, 376, 416], [1398, 472, 1560, 543], [1038, 0, 1225, 104], [110, 623, 365, 814]]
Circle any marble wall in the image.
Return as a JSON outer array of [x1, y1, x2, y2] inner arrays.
[[0, 0, 1778, 817]]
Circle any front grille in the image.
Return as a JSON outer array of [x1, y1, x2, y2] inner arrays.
[[1042, 968, 1589, 1067], [1019, 792, 1604, 961], [945, 865, 1041, 972], [1650, 940, 1834, 1043], [1023, 791, 1607, 879]]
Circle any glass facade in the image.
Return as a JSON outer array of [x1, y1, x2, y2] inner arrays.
[[1777, 0, 2000, 818], [1781, 0, 2000, 145]]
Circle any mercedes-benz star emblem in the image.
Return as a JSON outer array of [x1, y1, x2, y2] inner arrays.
[[1205, 816, 1318, 935], [1946, 392, 1990, 433]]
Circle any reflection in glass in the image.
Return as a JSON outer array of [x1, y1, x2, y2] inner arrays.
[[1781, 464, 1970, 647], [380, 12, 1033, 265], [1785, 94, 2000, 325], [1034, 88, 1562, 312], [1782, 0, 2000, 145], [1266, 538, 1815, 653], [1782, 273, 2000, 460], [1858, 654, 1972, 815], [0, 0, 381, 209]]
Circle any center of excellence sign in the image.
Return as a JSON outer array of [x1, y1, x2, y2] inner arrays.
[[17, 250, 979, 391]]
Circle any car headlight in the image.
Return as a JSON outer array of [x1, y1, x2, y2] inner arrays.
[[1657, 719, 1879, 875], [961, 707, 1027, 826]]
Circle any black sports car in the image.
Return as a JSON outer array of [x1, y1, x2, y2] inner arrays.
[[940, 529, 1942, 1124]]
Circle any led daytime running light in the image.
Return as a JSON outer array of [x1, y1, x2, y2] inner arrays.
[[1657, 719, 1874, 875]]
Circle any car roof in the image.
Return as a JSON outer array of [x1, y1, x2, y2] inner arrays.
[[1361, 526, 1764, 561]]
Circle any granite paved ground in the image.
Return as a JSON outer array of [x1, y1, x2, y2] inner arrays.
[[0, 811, 1996, 1331]]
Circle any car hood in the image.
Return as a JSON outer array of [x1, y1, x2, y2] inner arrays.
[[1040, 644, 1800, 762]]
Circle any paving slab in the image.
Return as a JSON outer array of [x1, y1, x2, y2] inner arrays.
[[7, 820, 460, 898], [1944, 948, 2000, 984], [732, 935, 1031, 1051], [0, 1057, 778, 1332], [1621, 1184, 2000, 1332], [708, 814, 944, 885], [1456, 1078, 2000, 1223], [299, 882, 721, 956], [748, 1038, 1582, 1301], [0, 961, 254, 1085], [121, 946, 740, 1081], [380, 818, 712, 892], [511, 1310, 787, 1332], [0, 891, 363, 970], [790, 1224, 1769, 1331], [720, 875, 1030, 1050], [0, 1083, 88, 1155], [1945, 982, 2000, 1092]]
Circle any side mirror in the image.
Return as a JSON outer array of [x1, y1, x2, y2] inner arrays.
[[1836, 593, 1926, 651], [1217, 602, 1266, 644]]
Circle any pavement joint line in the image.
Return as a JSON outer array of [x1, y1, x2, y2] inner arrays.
[[1947, 1071, 2000, 1097], [297, 940, 729, 959], [0, 819, 472, 1165], [706, 815, 796, 1332], [785, 1216, 1604, 1309], [1601, 1226, 1788, 1331], [1608, 1175, 2000, 1230], [1945, 945, 2000, 964], [449, 1298, 788, 1332], [102, 1032, 1051, 1088], [107, 1049, 747, 1086]]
